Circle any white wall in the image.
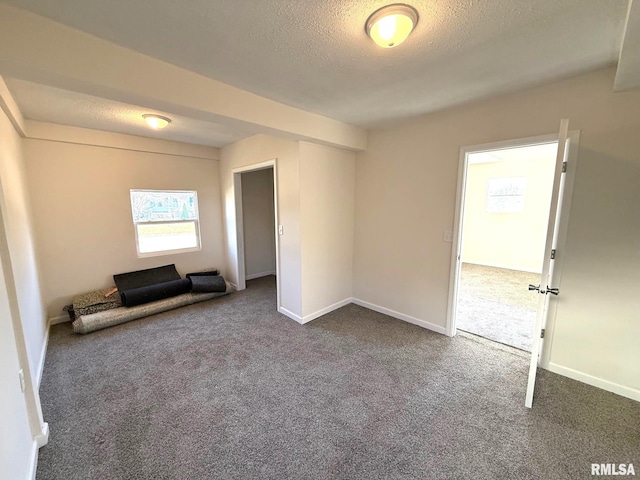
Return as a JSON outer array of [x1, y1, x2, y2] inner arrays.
[[461, 154, 556, 272], [0, 107, 46, 382], [241, 168, 276, 278], [299, 142, 355, 319], [0, 253, 34, 480], [23, 128, 225, 319], [220, 134, 302, 317], [0, 101, 43, 480], [354, 67, 640, 399]]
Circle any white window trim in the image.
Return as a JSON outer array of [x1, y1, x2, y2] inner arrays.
[[130, 189, 202, 258]]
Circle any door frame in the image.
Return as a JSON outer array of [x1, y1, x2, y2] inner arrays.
[[446, 130, 580, 368], [232, 159, 281, 311]]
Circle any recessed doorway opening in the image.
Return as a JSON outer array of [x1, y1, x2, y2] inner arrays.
[[232, 160, 281, 311], [454, 142, 559, 352], [448, 123, 580, 407]]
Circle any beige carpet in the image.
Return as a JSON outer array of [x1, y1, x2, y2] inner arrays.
[[456, 263, 540, 351], [36, 276, 640, 479]]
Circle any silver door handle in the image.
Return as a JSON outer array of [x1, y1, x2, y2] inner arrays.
[[529, 284, 559, 295]]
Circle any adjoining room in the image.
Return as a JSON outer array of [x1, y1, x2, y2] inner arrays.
[[454, 142, 559, 352]]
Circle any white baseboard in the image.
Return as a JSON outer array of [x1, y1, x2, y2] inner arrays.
[[36, 320, 51, 388], [301, 298, 352, 324], [547, 362, 640, 402], [35, 422, 49, 448], [280, 297, 448, 335], [352, 298, 447, 335], [49, 315, 70, 325], [246, 271, 276, 280], [278, 306, 303, 324], [38, 315, 68, 387], [28, 439, 38, 480]]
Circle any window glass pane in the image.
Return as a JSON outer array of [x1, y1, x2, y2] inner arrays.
[[487, 195, 525, 213], [487, 177, 527, 196], [487, 177, 527, 213], [130, 190, 198, 222], [136, 221, 198, 254]]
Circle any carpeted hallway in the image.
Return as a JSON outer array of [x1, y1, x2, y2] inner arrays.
[[37, 276, 639, 479]]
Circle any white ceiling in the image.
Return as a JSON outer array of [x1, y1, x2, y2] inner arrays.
[[5, 79, 253, 147], [0, 0, 633, 147]]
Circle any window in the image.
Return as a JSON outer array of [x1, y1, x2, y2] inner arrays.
[[130, 190, 201, 256], [486, 177, 527, 213]]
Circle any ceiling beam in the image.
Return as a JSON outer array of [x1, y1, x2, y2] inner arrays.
[[25, 121, 220, 160], [0, 4, 367, 151], [614, 0, 640, 91], [0, 75, 26, 136]]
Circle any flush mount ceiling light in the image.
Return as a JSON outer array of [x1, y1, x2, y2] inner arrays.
[[366, 3, 418, 48], [142, 114, 171, 129]]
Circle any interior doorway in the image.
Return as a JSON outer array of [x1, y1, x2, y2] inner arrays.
[[448, 124, 580, 407], [450, 140, 560, 352], [232, 161, 280, 310], [240, 168, 276, 281]]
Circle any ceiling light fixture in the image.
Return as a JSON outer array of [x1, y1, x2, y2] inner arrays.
[[142, 114, 171, 129], [366, 4, 418, 48]]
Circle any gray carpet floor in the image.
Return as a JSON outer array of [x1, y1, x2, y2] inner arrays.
[[456, 263, 540, 351], [37, 276, 639, 480]]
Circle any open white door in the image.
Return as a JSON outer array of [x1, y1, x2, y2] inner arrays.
[[524, 119, 570, 408]]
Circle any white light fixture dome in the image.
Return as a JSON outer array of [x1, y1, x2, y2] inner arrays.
[[366, 4, 418, 48], [142, 114, 171, 129]]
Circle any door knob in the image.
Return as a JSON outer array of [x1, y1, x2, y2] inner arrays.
[[529, 284, 559, 295]]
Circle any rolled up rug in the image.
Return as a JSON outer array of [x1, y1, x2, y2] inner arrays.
[[114, 264, 181, 291], [73, 286, 233, 334], [120, 278, 192, 307], [189, 274, 227, 293], [186, 270, 219, 278]]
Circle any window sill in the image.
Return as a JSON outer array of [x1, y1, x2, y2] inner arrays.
[[136, 246, 201, 259]]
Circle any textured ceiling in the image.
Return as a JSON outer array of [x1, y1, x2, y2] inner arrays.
[[0, 0, 630, 144], [5, 79, 254, 147]]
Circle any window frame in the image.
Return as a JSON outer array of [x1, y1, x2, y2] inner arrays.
[[130, 189, 202, 258]]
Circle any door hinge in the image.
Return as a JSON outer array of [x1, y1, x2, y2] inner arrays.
[[540, 329, 545, 339], [562, 161, 567, 173], [550, 249, 556, 259]]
